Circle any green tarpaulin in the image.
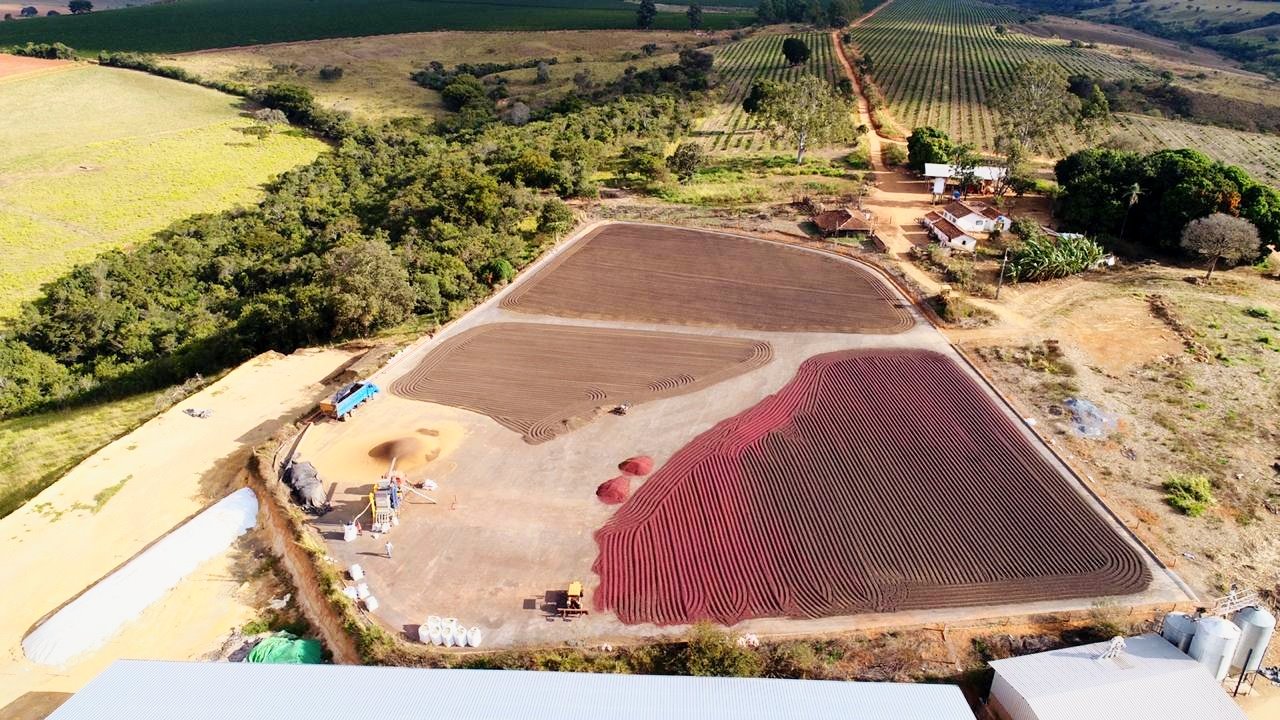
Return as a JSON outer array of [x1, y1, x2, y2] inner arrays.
[[246, 632, 323, 664]]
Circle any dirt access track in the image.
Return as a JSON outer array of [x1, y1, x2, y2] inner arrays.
[[300, 221, 1188, 649], [391, 323, 773, 444], [594, 349, 1151, 626]]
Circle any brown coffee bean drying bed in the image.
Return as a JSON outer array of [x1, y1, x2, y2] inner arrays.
[[391, 323, 773, 444], [501, 224, 914, 333], [593, 349, 1151, 626]]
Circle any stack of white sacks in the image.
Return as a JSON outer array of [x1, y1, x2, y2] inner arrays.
[[418, 616, 482, 647]]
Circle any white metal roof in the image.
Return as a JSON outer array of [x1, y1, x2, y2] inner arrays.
[[50, 660, 975, 720], [924, 163, 1006, 181], [988, 634, 1246, 720]]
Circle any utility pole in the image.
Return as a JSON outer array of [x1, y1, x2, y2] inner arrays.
[[995, 248, 1009, 300]]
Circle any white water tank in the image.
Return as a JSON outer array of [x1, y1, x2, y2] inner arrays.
[[1189, 616, 1241, 681], [1162, 611, 1198, 653], [1231, 606, 1276, 673]]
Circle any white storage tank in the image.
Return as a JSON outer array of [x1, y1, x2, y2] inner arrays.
[[1162, 611, 1198, 653], [1231, 606, 1275, 673], [1189, 616, 1241, 681]]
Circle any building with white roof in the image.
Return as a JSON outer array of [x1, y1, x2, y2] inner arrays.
[[48, 660, 976, 720], [987, 634, 1246, 720], [923, 163, 1008, 195]]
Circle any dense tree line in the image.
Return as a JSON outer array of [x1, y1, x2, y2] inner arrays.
[[1055, 148, 1280, 260], [0, 85, 698, 417], [755, 0, 873, 27]]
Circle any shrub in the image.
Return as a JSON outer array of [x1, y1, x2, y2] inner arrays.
[[665, 142, 705, 182], [883, 143, 907, 166], [318, 65, 344, 81], [1163, 473, 1214, 516], [681, 623, 763, 677], [1005, 221, 1104, 281], [10, 42, 76, 59]]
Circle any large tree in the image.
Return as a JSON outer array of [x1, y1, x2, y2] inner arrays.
[[757, 74, 860, 163], [781, 37, 811, 66], [67, 0, 91, 12], [687, 2, 703, 29], [993, 60, 1078, 152], [636, 0, 658, 29], [906, 126, 953, 174], [1181, 213, 1262, 281]]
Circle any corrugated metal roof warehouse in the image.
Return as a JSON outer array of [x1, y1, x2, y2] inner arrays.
[[987, 634, 1247, 720], [48, 660, 975, 720]]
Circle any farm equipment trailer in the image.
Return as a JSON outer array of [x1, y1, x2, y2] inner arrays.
[[320, 381, 379, 420]]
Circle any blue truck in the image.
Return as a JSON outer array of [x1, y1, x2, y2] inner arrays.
[[320, 381, 379, 420]]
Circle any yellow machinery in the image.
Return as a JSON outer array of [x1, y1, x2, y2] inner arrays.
[[559, 580, 588, 618]]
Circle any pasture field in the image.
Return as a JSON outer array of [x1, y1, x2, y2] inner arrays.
[[0, 392, 163, 520], [846, 0, 1149, 152], [697, 32, 842, 154], [168, 30, 726, 122], [1113, 114, 1280, 187], [0, 0, 755, 55], [0, 64, 323, 316]]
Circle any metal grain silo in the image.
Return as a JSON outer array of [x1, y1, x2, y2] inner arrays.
[[1231, 606, 1275, 673], [1161, 611, 1198, 653], [1189, 616, 1242, 681]]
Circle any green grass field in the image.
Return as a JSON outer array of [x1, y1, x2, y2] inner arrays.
[[0, 64, 324, 316], [0, 0, 755, 55], [697, 32, 843, 155], [0, 391, 164, 519], [847, 0, 1150, 152]]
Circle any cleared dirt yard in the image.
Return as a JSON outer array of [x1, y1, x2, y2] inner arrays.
[[503, 223, 915, 333], [391, 323, 773, 444], [300, 221, 1185, 649]]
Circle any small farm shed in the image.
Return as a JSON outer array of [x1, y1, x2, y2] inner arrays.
[[924, 162, 1007, 194], [940, 200, 1011, 233], [49, 660, 977, 720], [987, 634, 1246, 720], [922, 211, 977, 251], [813, 207, 875, 238]]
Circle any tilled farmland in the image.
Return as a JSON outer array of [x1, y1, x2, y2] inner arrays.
[[592, 349, 1151, 626], [501, 224, 914, 334], [390, 323, 773, 444]]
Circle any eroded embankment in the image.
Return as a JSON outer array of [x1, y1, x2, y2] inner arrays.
[[593, 349, 1151, 626], [501, 224, 915, 333], [391, 322, 773, 443]]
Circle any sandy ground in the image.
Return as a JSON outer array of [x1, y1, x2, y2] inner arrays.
[[297, 222, 1189, 650], [0, 348, 356, 710]]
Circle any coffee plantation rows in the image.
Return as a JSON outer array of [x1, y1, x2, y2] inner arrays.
[[699, 32, 843, 154], [846, 0, 1150, 152]]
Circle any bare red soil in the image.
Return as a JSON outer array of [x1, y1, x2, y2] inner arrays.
[[502, 224, 914, 333], [391, 323, 773, 444], [0, 54, 68, 80], [593, 350, 1151, 626]]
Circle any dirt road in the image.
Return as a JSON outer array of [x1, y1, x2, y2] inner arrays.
[[0, 348, 355, 710]]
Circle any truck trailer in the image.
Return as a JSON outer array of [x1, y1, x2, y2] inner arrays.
[[320, 381, 379, 420]]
